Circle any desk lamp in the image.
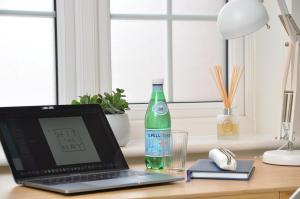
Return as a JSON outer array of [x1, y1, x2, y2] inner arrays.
[[218, 0, 300, 165]]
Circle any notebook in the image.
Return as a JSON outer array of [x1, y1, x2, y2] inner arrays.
[[187, 159, 254, 181], [0, 105, 183, 194]]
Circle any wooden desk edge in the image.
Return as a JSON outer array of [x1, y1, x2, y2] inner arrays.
[[1, 156, 300, 199]]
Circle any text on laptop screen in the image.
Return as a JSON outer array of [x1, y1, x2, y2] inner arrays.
[[39, 117, 101, 166]]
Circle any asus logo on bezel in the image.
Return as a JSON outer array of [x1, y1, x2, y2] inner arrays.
[[41, 106, 54, 110]]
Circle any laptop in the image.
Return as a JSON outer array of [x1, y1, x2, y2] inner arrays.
[[0, 105, 183, 194]]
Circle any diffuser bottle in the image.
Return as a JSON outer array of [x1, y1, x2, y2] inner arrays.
[[217, 108, 239, 139], [211, 65, 243, 140]]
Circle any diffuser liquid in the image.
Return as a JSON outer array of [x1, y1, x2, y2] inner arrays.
[[217, 111, 239, 139]]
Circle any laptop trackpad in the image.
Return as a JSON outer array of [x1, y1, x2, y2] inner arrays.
[[82, 178, 138, 188]]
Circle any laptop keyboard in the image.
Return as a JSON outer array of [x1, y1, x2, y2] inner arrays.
[[30, 170, 148, 185]]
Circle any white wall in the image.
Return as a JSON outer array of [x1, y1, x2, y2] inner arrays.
[[254, 0, 296, 136]]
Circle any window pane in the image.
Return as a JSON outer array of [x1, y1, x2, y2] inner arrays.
[[110, 0, 166, 14], [0, 0, 54, 11], [111, 20, 167, 103], [172, 21, 226, 102], [0, 16, 56, 106], [173, 0, 225, 15]]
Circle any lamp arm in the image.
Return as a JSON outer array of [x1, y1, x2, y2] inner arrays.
[[287, 40, 299, 143], [277, 0, 293, 38], [277, 0, 300, 144], [277, 0, 300, 42], [277, 0, 290, 16]]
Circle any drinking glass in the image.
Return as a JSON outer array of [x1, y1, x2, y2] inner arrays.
[[163, 131, 188, 172]]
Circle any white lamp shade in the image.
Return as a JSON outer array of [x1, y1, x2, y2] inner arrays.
[[217, 0, 269, 39]]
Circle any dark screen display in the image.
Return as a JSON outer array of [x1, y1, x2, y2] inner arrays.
[[0, 105, 128, 180]]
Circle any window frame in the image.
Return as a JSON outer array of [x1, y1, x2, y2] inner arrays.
[[0, 0, 58, 105], [56, 0, 256, 138], [110, 1, 228, 104]]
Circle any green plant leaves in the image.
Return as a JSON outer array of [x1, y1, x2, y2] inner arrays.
[[71, 100, 80, 105], [71, 88, 129, 114]]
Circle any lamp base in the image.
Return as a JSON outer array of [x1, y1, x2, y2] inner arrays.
[[262, 150, 300, 166]]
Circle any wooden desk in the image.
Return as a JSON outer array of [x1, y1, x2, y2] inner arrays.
[[1, 158, 299, 199]]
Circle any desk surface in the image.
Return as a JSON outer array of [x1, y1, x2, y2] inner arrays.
[[1, 157, 300, 199]]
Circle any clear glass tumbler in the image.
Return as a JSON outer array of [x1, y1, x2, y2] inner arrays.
[[163, 131, 188, 172]]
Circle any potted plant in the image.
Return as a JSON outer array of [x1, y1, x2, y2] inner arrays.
[[72, 88, 130, 146]]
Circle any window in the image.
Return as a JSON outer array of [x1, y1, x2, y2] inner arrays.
[[56, 0, 254, 138], [110, 0, 227, 103], [0, 0, 57, 106]]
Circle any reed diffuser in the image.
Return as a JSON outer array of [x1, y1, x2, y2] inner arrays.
[[211, 65, 243, 139]]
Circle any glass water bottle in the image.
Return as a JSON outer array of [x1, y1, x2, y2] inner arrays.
[[145, 79, 171, 170]]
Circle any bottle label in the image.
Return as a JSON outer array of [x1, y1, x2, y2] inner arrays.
[[152, 102, 168, 115], [222, 119, 234, 133], [145, 129, 171, 157]]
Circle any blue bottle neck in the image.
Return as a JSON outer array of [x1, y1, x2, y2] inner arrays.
[[152, 84, 163, 92]]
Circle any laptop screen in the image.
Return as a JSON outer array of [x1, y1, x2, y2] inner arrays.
[[0, 105, 128, 180]]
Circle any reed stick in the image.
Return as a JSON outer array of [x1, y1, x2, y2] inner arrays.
[[211, 65, 243, 108]]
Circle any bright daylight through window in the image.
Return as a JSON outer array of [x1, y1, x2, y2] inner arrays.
[[110, 0, 227, 103], [0, 0, 56, 106]]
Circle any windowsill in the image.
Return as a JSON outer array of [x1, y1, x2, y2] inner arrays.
[[1, 134, 299, 166], [121, 134, 300, 158]]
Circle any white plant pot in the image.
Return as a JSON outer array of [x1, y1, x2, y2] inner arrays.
[[105, 113, 130, 147]]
